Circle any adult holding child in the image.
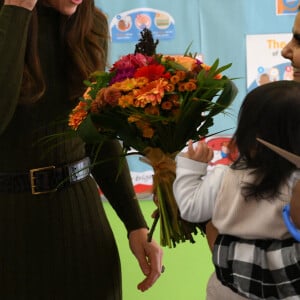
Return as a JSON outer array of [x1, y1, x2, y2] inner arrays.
[[0, 0, 163, 299]]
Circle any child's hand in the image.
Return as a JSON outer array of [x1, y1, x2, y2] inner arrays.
[[183, 140, 213, 163]]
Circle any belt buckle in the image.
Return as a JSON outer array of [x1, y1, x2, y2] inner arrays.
[[29, 166, 57, 195]]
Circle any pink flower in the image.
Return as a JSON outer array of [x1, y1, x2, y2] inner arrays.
[[110, 53, 155, 72]]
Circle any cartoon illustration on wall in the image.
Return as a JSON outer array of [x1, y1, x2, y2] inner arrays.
[[246, 33, 293, 92], [205, 136, 238, 168], [110, 8, 175, 43], [276, 0, 300, 15]]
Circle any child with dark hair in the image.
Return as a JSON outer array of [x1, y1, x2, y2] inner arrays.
[[173, 80, 300, 299]]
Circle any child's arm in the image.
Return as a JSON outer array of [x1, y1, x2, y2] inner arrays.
[[173, 140, 227, 223]]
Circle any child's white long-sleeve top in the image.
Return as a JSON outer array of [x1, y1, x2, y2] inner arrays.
[[173, 155, 299, 239]]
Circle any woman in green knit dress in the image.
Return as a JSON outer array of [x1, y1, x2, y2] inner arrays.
[[0, 0, 163, 299]]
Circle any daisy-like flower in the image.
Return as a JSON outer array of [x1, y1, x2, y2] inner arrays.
[[134, 64, 171, 81], [133, 78, 168, 107]]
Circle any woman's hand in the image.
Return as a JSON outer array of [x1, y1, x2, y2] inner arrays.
[[184, 140, 214, 163], [128, 228, 164, 292], [4, 0, 37, 10]]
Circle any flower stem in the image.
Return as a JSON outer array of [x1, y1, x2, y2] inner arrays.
[[147, 210, 159, 242]]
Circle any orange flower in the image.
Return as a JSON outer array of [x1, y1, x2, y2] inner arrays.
[[68, 101, 88, 130], [165, 83, 175, 92], [167, 55, 197, 71], [177, 83, 186, 92], [134, 120, 155, 138], [133, 79, 168, 107], [91, 100, 101, 113], [128, 115, 141, 123], [93, 89, 106, 110], [92, 86, 120, 111], [170, 75, 180, 85], [102, 87, 121, 106], [145, 105, 160, 115], [184, 81, 197, 91], [168, 94, 180, 105], [214, 73, 222, 79], [142, 126, 155, 138], [161, 100, 173, 110], [176, 70, 186, 81]]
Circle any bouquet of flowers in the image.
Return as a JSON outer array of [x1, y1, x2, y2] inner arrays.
[[69, 29, 237, 247]]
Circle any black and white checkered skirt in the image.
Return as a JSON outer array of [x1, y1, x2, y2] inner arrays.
[[213, 234, 300, 299]]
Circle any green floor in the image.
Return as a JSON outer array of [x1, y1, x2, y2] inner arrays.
[[103, 199, 214, 300]]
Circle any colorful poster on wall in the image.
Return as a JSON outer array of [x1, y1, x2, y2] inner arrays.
[[246, 33, 293, 92], [110, 8, 175, 43], [276, 0, 300, 15]]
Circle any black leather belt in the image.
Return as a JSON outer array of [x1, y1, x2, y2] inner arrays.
[[0, 157, 91, 195]]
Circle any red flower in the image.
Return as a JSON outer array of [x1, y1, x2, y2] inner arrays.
[[134, 64, 171, 81]]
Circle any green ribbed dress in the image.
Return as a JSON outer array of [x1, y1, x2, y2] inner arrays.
[[0, 5, 147, 299]]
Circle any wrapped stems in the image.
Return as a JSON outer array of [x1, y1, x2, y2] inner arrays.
[[144, 147, 200, 248]]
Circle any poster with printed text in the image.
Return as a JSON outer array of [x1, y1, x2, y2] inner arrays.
[[246, 33, 293, 92]]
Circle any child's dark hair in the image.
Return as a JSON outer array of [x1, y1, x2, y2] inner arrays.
[[231, 80, 300, 200]]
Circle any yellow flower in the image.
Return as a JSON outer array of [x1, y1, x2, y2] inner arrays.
[[112, 78, 139, 92], [135, 77, 149, 87], [118, 94, 135, 108]]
